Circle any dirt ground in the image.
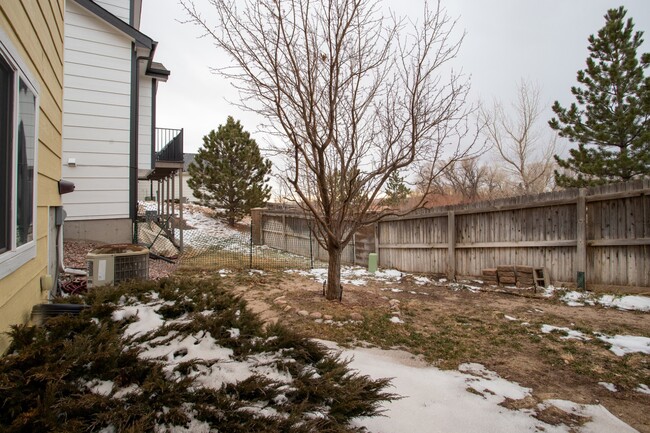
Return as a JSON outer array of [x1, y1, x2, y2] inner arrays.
[[223, 271, 650, 433]]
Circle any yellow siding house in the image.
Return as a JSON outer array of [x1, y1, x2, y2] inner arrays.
[[0, 1, 64, 354]]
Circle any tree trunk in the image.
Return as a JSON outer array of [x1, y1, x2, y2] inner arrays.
[[325, 246, 342, 300]]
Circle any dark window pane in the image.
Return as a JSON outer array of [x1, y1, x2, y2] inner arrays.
[[16, 78, 35, 247], [0, 56, 12, 253]]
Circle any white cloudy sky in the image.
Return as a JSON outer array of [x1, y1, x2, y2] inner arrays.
[[140, 0, 650, 165]]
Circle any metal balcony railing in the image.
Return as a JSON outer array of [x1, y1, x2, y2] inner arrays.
[[154, 128, 183, 163]]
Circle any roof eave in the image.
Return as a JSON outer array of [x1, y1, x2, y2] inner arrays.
[[72, 0, 153, 49]]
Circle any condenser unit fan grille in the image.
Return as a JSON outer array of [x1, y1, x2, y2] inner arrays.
[[114, 253, 149, 284]]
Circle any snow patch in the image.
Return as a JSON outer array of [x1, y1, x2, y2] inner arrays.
[[540, 325, 590, 341], [598, 382, 618, 392], [596, 334, 650, 356], [636, 384, 650, 395]]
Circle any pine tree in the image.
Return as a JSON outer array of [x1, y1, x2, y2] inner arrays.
[[383, 170, 410, 207], [549, 6, 650, 188], [188, 117, 272, 225]]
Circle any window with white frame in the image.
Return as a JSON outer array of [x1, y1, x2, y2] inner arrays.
[[0, 28, 39, 278]]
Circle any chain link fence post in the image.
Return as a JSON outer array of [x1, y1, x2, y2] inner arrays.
[[249, 223, 253, 270]]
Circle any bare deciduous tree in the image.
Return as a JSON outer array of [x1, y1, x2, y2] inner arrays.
[[181, 0, 474, 300], [481, 80, 556, 194], [418, 156, 505, 202], [442, 157, 486, 201]]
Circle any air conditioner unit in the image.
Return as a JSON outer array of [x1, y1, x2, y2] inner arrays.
[[86, 244, 149, 288]]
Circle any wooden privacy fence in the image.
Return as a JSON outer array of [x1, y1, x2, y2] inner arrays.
[[251, 179, 649, 289], [251, 208, 375, 267]]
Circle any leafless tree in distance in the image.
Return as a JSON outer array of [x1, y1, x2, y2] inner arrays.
[[181, 0, 475, 300], [481, 80, 557, 194], [418, 156, 506, 202]]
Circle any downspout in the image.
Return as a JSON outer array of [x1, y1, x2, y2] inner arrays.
[[130, 43, 155, 242], [150, 78, 157, 200], [151, 78, 157, 169]]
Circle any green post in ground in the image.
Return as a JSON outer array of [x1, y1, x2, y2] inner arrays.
[[368, 253, 378, 273]]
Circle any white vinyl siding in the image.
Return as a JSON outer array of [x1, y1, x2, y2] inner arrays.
[[138, 75, 152, 171], [94, 0, 131, 24], [62, 1, 132, 220]]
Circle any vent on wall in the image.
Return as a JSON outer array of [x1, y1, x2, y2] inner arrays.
[[86, 244, 149, 288]]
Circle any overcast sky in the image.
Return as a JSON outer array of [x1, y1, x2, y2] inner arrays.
[[140, 0, 650, 164]]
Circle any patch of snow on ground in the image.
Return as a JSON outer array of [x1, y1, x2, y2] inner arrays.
[[541, 399, 636, 433], [560, 291, 590, 307], [450, 283, 481, 293], [598, 382, 617, 392], [598, 295, 650, 312], [307, 341, 638, 433], [413, 276, 432, 285], [504, 315, 518, 321], [541, 325, 590, 341], [389, 317, 404, 324], [539, 324, 650, 355], [596, 334, 650, 356], [288, 266, 405, 286], [636, 384, 650, 395], [375, 269, 403, 280], [181, 208, 241, 245], [459, 362, 531, 402], [549, 287, 650, 313]]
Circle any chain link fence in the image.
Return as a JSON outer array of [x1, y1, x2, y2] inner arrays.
[[136, 203, 312, 270], [178, 225, 313, 270]]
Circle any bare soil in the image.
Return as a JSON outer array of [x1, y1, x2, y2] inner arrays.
[[227, 272, 650, 433]]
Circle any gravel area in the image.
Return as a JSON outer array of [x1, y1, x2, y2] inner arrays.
[[63, 240, 176, 281]]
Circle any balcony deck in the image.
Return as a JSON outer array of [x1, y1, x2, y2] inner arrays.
[[145, 128, 184, 181]]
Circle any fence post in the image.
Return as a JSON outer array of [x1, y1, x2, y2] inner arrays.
[[374, 222, 379, 267], [282, 214, 287, 251], [447, 211, 456, 281], [250, 208, 264, 245], [309, 221, 314, 269], [249, 223, 253, 269], [576, 188, 587, 289]]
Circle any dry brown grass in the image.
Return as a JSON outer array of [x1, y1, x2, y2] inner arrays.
[[225, 271, 650, 433]]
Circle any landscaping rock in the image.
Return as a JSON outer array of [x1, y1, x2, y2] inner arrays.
[[350, 312, 363, 321], [297, 310, 309, 317], [309, 312, 323, 319], [323, 314, 333, 320]]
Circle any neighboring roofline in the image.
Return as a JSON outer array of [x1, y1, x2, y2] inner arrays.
[[72, 0, 153, 49]]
